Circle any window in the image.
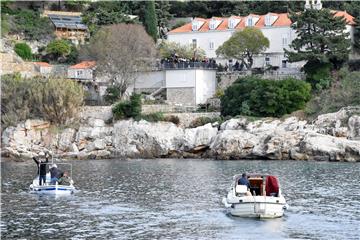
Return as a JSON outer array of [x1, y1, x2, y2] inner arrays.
[[265, 55, 270, 65], [76, 70, 83, 77], [192, 39, 197, 49], [209, 21, 216, 30], [192, 21, 199, 31], [282, 60, 287, 68], [229, 19, 235, 29], [209, 41, 214, 50], [282, 34, 288, 46], [265, 15, 271, 26], [247, 17, 253, 27]]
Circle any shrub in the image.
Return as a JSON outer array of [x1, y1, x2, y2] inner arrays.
[[303, 60, 332, 91], [305, 68, 360, 117], [104, 86, 121, 104], [163, 115, 180, 125], [112, 94, 142, 120], [46, 39, 72, 58], [138, 112, 164, 122], [14, 42, 32, 60], [189, 116, 223, 128], [1, 74, 84, 127], [13, 10, 54, 40], [221, 76, 312, 117]]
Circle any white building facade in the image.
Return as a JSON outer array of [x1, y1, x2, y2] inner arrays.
[[167, 4, 355, 71]]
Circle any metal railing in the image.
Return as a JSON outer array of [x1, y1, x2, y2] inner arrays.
[[159, 62, 217, 70]]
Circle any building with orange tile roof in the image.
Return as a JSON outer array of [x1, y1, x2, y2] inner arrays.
[[167, 0, 355, 70], [68, 61, 96, 80]]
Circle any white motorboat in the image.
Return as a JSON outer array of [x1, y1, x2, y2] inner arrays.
[[29, 162, 75, 195], [222, 174, 287, 218]]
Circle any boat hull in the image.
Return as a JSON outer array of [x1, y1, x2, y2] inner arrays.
[[29, 185, 75, 195], [229, 201, 285, 218]]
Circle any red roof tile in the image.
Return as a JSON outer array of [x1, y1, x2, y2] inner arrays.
[[333, 10, 355, 25], [169, 11, 355, 33], [34, 62, 52, 67], [69, 61, 96, 69]]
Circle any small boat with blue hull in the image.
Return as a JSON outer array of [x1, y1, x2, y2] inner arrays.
[[29, 162, 75, 195]]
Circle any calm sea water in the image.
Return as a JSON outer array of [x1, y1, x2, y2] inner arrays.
[[1, 159, 360, 240]]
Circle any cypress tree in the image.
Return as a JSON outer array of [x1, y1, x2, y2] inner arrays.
[[144, 0, 158, 42]]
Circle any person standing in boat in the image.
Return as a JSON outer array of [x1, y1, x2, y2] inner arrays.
[[238, 173, 250, 188], [49, 164, 62, 185], [32, 152, 50, 186]]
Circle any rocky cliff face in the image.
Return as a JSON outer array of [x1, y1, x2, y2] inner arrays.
[[2, 107, 360, 162]]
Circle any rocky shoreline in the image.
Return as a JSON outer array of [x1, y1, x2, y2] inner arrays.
[[2, 107, 360, 162]]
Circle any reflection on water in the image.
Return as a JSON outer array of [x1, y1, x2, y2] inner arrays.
[[1, 159, 360, 239]]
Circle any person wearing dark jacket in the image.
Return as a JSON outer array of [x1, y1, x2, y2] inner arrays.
[[49, 164, 62, 185], [33, 153, 49, 185], [238, 173, 250, 188]]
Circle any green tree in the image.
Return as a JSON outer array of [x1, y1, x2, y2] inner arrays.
[[155, 1, 173, 28], [112, 93, 142, 120], [216, 27, 269, 69], [1, 74, 84, 127], [285, 8, 351, 70], [12, 9, 54, 41], [221, 76, 311, 117], [14, 42, 32, 60], [144, 0, 158, 42], [46, 39, 71, 58], [82, 1, 138, 35]]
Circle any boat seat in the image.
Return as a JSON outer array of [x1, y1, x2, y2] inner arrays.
[[235, 185, 248, 194]]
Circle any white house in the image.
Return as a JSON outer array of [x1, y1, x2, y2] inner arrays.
[[167, 1, 356, 70], [68, 61, 96, 80], [33, 62, 52, 75]]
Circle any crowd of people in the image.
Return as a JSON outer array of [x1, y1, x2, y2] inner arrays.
[[32, 153, 72, 186], [160, 53, 218, 69]]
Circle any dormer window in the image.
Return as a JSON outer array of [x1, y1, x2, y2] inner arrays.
[[264, 14, 278, 27], [265, 15, 271, 26], [192, 19, 205, 31], [246, 17, 253, 27], [228, 17, 241, 29], [229, 19, 235, 29], [209, 20, 216, 30], [192, 21, 199, 31]]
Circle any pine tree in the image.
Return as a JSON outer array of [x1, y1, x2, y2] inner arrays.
[[144, 0, 158, 42], [285, 8, 351, 69]]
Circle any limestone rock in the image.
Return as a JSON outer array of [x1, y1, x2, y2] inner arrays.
[[348, 115, 360, 140], [58, 128, 76, 151], [209, 130, 260, 159], [220, 118, 248, 130], [300, 133, 360, 162], [183, 123, 218, 151]]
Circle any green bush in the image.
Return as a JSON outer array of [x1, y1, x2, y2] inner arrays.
[[104, 86, 121, 104], [46, 39, 71, 58], [13, 10, 54, 40], [112, 94, 142, 120], [14, 42, 32, 60], [1, 74, 84, 127], [138, 112, 164, 122], [163, 115, 180, 125], [221, 76, 312, 117], [189, 116, 223, 128], [304, 60, 332, 91]]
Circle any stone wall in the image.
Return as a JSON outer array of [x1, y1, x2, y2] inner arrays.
[[167, 87, 195, 106]]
